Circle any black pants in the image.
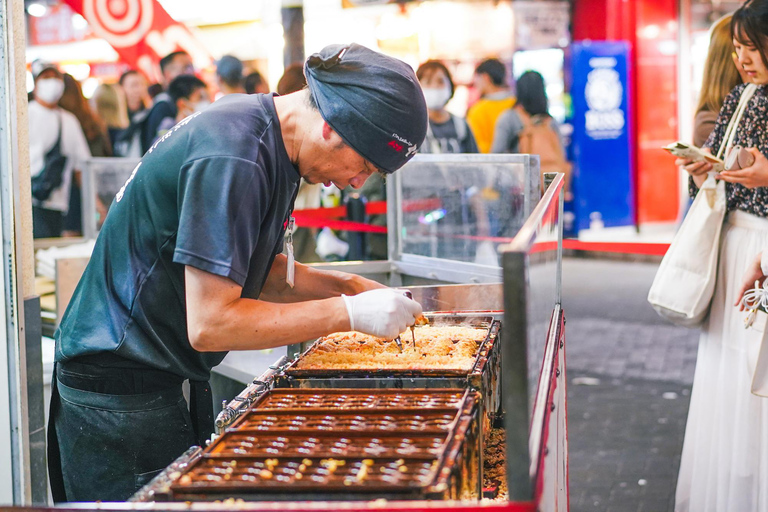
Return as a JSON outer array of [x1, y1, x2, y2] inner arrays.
[[32, 206, 63, 239], [48, 362, 197, 502]]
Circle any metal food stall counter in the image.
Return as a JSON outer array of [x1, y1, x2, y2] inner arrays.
[[121, 155, 568, 511]]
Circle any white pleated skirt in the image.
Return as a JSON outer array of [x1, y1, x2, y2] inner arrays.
[[676, 210, 768, 512]]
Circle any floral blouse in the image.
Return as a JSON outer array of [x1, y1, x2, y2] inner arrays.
[[689, 83, 768, 218]]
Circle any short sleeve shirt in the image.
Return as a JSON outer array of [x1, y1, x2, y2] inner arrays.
[[28, 102, 92, 212], [56, 94, 301, 381]]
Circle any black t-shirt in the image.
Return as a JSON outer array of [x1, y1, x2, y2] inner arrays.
[[56, 94, 300, 381], [141, 93, 177, 154]]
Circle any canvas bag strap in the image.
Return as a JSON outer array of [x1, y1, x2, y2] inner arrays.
[[717, 83, 757, 159]]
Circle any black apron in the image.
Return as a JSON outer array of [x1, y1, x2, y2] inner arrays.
[[47, 360, 213, 502]]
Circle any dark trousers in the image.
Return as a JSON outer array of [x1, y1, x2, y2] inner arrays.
[[32, 206, 63, 238], [47, 363, 197, 502]]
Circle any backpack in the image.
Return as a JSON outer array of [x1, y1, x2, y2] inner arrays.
[[31, 113, 68, 201], [517, 108, 572, 193]]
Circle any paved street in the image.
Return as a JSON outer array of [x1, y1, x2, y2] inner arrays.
[[562, 258, 700, 512]]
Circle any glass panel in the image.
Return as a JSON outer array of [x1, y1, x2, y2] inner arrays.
[[81, 158, 141, 237], [524, 193, 562, 412], [397, 154, 537, 265]]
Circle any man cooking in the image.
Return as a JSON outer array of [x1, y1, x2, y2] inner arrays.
[[48, 43, 428, 502]]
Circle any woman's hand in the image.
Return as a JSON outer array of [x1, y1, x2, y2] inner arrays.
[[718, 148, 768, 189], [677, 147, 714, 188], [735, 251, 766, 310]]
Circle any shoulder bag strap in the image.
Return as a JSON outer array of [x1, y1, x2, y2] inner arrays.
[[717, 84, 757, 159]]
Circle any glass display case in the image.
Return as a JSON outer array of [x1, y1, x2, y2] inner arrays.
[[74, 154, 565, 510], [80, 157, 141, 239]]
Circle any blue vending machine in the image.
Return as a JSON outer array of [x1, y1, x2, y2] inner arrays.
[[569, 41, 635, 232]]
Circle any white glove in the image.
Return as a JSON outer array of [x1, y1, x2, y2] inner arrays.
[[341, 289, 423, 339]]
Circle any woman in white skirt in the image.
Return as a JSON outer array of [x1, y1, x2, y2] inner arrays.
[[675, 2, 768, 510]]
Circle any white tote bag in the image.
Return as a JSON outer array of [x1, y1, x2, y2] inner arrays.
[[648, 84, 756, 327]]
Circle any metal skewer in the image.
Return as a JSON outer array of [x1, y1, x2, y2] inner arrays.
[[403, 291, 417, 351]]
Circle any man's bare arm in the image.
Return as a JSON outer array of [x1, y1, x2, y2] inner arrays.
[[258, 253, 385, 303], [185, 265, 351, 352]]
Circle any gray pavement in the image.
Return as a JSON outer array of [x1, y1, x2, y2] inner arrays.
[[562, 258, 700, 512]]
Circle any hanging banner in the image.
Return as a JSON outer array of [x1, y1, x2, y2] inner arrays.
[[61, 0, 211, 82]]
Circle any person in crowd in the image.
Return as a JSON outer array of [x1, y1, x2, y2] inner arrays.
[[412, 60, 481, 260], [491, 70, 571, 196], [28, 62, 91, 238], [277, 63, 306, 96], [693, 14, 746, 147], [140, 51, 195, 153], [466, 58, 515, 153], [215, 55, 245, 96], [154, 74, 210, 139], [147, 83, 163, 100], [158, 50, 194, 90], [245, 70, 270, 95], [48, 43, 428, 502], [91, 83, 129, 150], [58, 73, 110, 236], [118, 69, 150, 120], [59, 74, 111, 158], [675, 2, 768, 509], [416, 60, 478, 154]]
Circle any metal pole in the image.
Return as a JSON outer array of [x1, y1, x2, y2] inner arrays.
[[0, 0, 39, 504]]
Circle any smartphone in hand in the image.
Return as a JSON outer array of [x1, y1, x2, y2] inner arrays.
[[663, 142, 724, 171]]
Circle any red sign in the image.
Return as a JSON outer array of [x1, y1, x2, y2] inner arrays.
[[61, 0, 210, 82]]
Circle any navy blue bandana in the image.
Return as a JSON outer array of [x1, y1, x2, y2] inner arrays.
[[304, 43, 428, 174]]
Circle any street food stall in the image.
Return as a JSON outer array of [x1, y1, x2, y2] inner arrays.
[[63, 154, 567, 511]]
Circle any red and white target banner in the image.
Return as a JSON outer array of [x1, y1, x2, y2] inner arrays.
[[62, 0, 211, 82]]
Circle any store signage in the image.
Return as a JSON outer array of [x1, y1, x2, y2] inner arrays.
[[61, 0, 210, 81], [513, 1, 570, 50], [29, 4, 88, 46], [569, 41, 634, 231], [584, 57, 626, 139]]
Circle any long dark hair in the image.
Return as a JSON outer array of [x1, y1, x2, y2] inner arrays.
[[732, 0, 768, 70], [58, 73, 104, 144], [516, 71, 548, 116]]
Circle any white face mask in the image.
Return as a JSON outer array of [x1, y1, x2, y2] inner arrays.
[[423, 86, 451, 110], [35, 78, 65, 105]]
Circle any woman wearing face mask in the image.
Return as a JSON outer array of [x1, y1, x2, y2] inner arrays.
[[416, 60, 478, 154], [414, 60, 486, 261], [28, 62, 92, 239], [154, 74, 210, 142]]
